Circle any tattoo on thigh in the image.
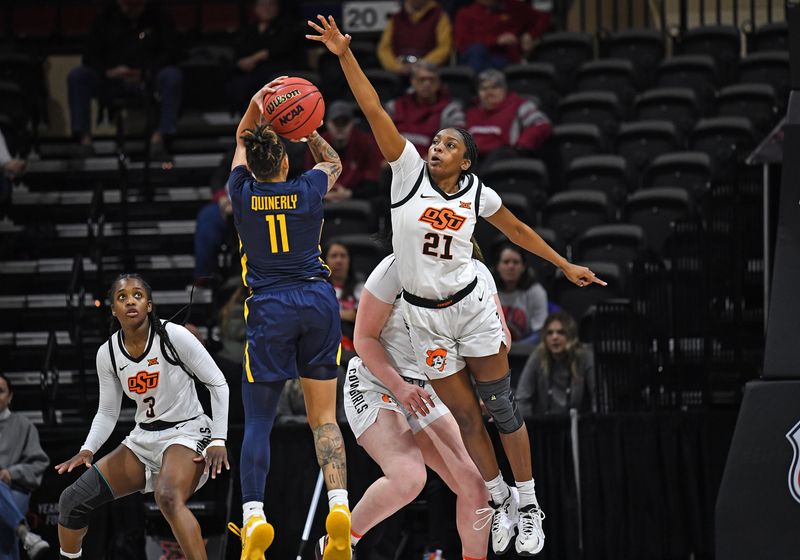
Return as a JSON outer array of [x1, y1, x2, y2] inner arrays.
[[313, 423, 347, 488]]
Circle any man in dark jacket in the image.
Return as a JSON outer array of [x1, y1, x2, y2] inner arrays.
[[67, 0, 183, 159]]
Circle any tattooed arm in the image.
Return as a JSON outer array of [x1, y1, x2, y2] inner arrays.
[[313, 422, 347, 489], [307, 131, 343, 192]]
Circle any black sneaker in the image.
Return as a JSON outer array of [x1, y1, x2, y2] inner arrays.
[[314, 534, 356, 560]]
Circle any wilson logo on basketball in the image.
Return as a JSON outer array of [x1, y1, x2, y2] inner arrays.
[[127, 370, 160, 395], [265, 89, 301, 115], [419, 207, 467, 231], [425, 348, 448, 372]]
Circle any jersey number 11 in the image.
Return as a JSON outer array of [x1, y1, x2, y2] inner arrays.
[[265, 214, 290, 253]]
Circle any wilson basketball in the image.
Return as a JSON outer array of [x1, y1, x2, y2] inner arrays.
[[262, 77, 325, 140]]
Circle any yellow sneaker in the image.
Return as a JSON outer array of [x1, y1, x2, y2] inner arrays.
[[228, 515, 274, 560], [323, 504, 352, 560]]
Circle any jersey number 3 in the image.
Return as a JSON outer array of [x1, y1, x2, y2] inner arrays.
[[422, 233, 453, 259], [265, 214, 290, 253]]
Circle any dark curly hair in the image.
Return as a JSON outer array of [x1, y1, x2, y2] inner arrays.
[[241, 123, 286, 180]]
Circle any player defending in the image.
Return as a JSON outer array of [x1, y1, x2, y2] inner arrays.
[[55, 274, 230, 560], [308, 15, 604, 557], [226, 79, 351, 560]]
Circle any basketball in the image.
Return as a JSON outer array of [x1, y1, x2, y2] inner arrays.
[[262, 77, 325, 141]]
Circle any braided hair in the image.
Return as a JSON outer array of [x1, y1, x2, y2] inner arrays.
[[450, 127, 479, 180], [241, 123, 286, 180], [108, 273, 193, 377]]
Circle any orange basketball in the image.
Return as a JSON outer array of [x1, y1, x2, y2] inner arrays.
[[262, 77, 325, 140]]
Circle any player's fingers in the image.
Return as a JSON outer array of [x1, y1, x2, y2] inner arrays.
[[590, 274, 607, 286], [307, 20, 325, 34], [192, 455, 204, 463], [328, 15, 338, 30], [423, 393, 436, 408], [317, 14, 329, 29]]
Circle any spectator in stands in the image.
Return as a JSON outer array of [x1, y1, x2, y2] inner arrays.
[[304, 101, 381, 202], [226, 0, 307, 115], [465, 69, 552, 172], [67, 0, 183, 160], [193, 188, 235, 280], [0, 374, 51, 560], [0, 131, 25, 213], [493, 244, 548, 345], [387, 62, 465, 156], [323, 242, 364, 352], [454, 0, 550, 72], [377, 0, 453, 75], [516, 312, 596, 416]]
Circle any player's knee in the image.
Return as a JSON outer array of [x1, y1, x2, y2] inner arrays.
[[58, 467, 114, 530], [449, 406, 483, 436], [392, 461, 426, 501], [476, 373, 524, 434], [154, 486, 184, 517]]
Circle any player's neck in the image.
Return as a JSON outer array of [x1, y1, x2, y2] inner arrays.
[[121, 318, 151, 354], [436, 175, 460, 193]]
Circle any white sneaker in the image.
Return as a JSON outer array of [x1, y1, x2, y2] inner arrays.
[[21, 530, 50, 560], [490, 486, 519, 554], [515, 503, 546, 556]]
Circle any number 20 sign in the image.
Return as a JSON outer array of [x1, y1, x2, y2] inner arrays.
[[342, 1, 401, 33]]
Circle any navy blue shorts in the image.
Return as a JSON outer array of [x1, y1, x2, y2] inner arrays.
[[243, 280, 342, 383]]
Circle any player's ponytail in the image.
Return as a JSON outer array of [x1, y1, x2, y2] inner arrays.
[[241, 124, 286, 180]]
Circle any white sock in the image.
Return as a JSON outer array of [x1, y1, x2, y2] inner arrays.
[[350, 528, 363, 547], [60, 550, 82, 559], [485, 473, 510, 505], [516, 478, 538, 508], [327, 489, 349, 510], [243, 500, 265, 523]]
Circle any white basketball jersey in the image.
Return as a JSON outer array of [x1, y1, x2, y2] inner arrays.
[[389, 140, 502, 300], [84, 321, 228, 453], [364, 254, 498, 381]]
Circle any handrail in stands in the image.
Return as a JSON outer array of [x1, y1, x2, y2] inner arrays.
[[40, 330, 59, 425], [66, 253, 88, 420]]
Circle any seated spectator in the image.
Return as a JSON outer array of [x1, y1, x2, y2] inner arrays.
[[515, 312, 596, 416], [493, 244, 548, 345], [387, 62, 465, 156], [0, 374, 51, 560], [377, 0, 452, 75], [226, 0, 306, 115], [304, 101, 381, 202], [323, 242, 364, 352], [466, 69, 552, 172], [0, 130, 25, 213], [67, 0, 182, 160], [193, 188, 236, 280], [454, 0, 550, 72]]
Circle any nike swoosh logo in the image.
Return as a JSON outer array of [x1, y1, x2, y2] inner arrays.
[[419, 194, 438, 199], [119, 364, 129, 370], [478, 291, 485, 301]]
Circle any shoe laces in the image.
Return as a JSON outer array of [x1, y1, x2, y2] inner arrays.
[[227, 522, 242, 538], [473, 495, 514, 533], [518, 506, 545, 539], [473, 507, 494, 531]]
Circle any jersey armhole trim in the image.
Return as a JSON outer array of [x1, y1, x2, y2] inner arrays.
[[390, 167, 426, 209], [107, 338, 117, 372], [475, 177, 483, 218]]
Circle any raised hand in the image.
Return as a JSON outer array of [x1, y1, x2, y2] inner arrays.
[[306, 15, 351, 56], [562, 263, 607, 288], [251, 75, 287, 115], [55, 449, 94, 474]]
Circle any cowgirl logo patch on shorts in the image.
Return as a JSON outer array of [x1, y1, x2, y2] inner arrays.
[[425, 348, 448, 372]]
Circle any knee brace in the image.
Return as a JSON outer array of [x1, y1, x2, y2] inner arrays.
[[58, 466, 115, 530], [476, 373, 524, 434]]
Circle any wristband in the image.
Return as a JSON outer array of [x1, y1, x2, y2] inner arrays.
[[201, 439, 226, 458]]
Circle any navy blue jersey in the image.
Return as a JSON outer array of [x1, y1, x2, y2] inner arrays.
[[229, 165, 330, 290]]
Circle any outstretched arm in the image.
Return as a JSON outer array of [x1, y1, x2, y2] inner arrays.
[[485, 206, 607, 288], [231, 77, 287, 171], [306, 131, 343, 192], [307, 15, 406, 162]]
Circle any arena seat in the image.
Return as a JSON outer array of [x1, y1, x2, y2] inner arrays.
[[624, 187, 693, 255], [504, 62, 560, 117], [634, 87, 701, 135], [542, 190, 611, 245], [481, 158, 550, 209], [573, 223, 646, 273], [557, 91, 621, 138], [576, 59, 638, 109], [552, 261, 623, 321], [676, 25, 741, 85], [530, 31, 595, 92], [656, 55, 718, 111], [438, 66, 476, 107], [563, 154, 631, 204], [548, 123, 606, 179], [321, 199, 376, 242], [641, 151, 711, 200], [738, 51, 790, 109], [747, 21, 788, 52], [615, 120, 682, 177], [689, 116, 756, 182], [601, 28, 665, 86], [715, 83, 779, 135]]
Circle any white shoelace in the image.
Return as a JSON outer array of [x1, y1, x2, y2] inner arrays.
[[473, 497, 515, 532], [518, 506, 546, 539]]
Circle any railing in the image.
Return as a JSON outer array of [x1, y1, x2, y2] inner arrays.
[[66, 253, 88, 419], [40, 330, 59, 425], [560, 0, 787, 34]]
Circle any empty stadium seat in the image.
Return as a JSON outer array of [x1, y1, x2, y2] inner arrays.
[[564, 154, 631, 204], [321, 200, 376, 242], [542, 190, 611, 244], [552, 261, 623, 321], [601, 28, 665, 85], [634, 87, 700, 135], [362, 69, 403, 101], [676, 25, 740, 84], [576, 59, 637, 108], [481, 158, 550, 208], [656, 55, 718, 110], [690, 117, 756, 181], [615, 120, 682, 176], [504, 63, 560, 116], [531, 32, 595, 92], [642, 151, 712, 200], [715, 83, 778, 134], [748, 21, 788, 52], [573, 224, 645, 272], [438, 66, 476, 106], [738, 51, 790, 109], [624, 187, 693, 254], [326, 234, 389, 277], [548, 123, 606, 178], [558, 91, 622, 137]]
